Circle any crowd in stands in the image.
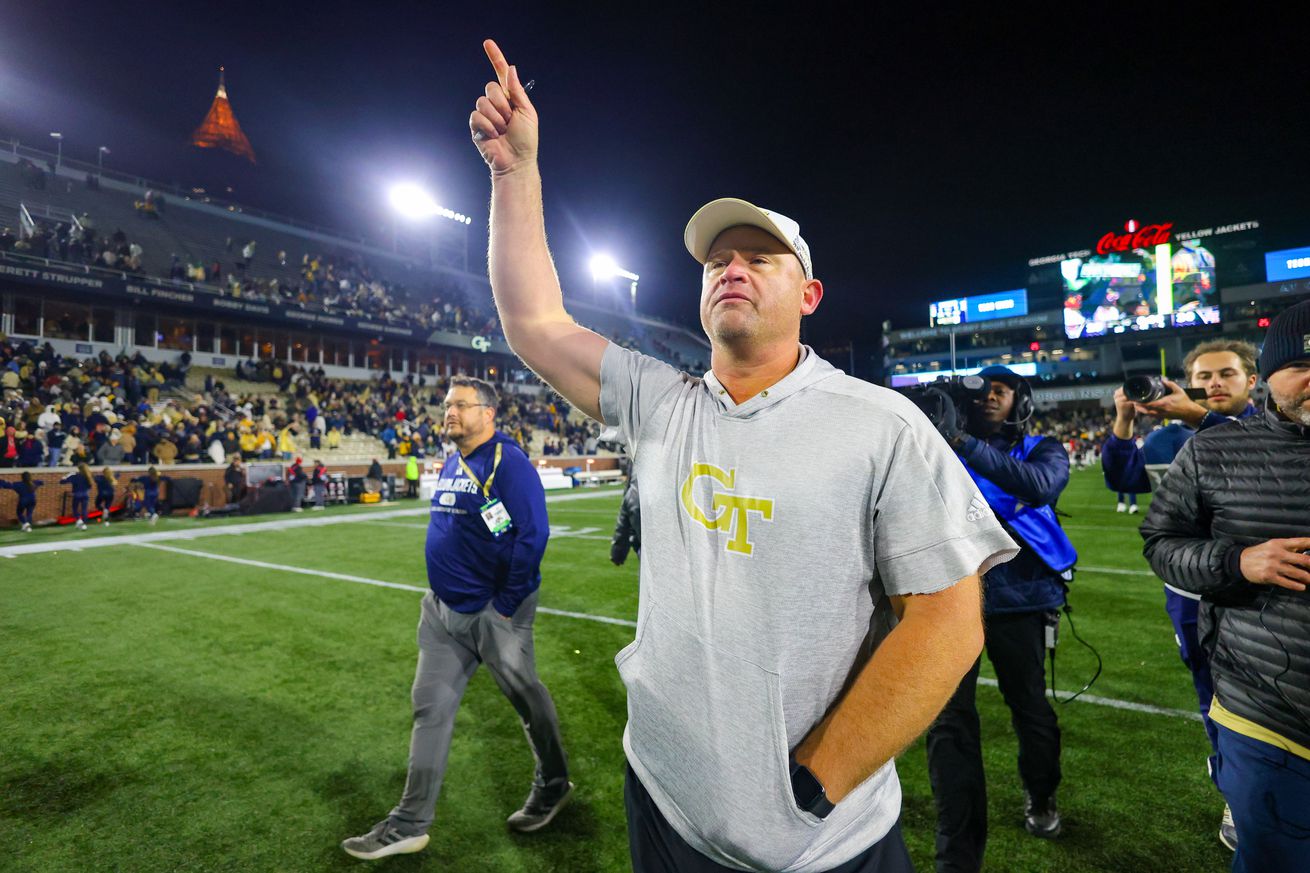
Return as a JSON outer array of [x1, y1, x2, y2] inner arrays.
[[205, 361, 603, 462], [0, 213, 146, 273], [6, 161, 711, 374], [174, 243, 505, 340], [1028, 407, 1154, 463], [2, 337, 202, 469], [7, 159, 503, 338], [3, 334, 607, 471]]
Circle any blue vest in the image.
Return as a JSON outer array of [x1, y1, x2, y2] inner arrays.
[[966, 435, 1078, 574]]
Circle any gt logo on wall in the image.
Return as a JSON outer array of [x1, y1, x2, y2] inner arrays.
[[679, 463, 774, 556]]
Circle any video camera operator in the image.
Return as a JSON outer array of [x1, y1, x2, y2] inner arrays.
[[1141, 301, 1310, 872], [1103, 338, 1258, 852], [924, 365, 1076, 873]]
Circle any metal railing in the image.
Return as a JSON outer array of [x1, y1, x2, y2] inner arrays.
[[2, 138, 711, 346], [17, 200, 83, 238], [3, 137, 386, 244], [0, 248, 495, 338]]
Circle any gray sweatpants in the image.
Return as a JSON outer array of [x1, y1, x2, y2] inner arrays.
[[389, 590, 569, 834]]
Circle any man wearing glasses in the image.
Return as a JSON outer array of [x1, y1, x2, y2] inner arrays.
[[342, 375, 570, 860]]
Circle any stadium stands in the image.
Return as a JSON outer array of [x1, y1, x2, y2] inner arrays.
[[1, 144, 710, 379]]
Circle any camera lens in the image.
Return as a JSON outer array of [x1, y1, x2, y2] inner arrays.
[[1124, 375, 1165, 404]]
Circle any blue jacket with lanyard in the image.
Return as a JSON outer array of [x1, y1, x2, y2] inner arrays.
[[958, 432, 1075, 615], [425, 430, 550, 617]]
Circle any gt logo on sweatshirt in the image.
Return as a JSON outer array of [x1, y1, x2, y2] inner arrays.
[[679, 463, 774, 556]]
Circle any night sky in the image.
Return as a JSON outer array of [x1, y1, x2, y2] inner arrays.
[[3, 4, 1307, 350]]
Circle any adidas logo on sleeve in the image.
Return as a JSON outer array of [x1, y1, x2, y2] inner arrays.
[[966, 493, 992, 523]]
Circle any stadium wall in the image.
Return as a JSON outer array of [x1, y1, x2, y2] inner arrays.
[[0, 460, 403, 527], [0, 457, 618, 528]]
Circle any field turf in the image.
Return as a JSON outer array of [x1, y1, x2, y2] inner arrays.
[[0, 471, 1234, 871]]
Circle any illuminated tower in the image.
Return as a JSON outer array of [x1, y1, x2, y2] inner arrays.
[[190, 67, 256, 164]]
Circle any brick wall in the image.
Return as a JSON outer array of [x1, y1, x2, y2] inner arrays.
[[0, 461, 407, 528], [0, 455, 618, 528]]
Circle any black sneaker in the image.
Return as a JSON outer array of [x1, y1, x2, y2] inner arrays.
[[340, 819, 430, 860], [1024, 792, 1062, 839], [507, 781, 575, 832]]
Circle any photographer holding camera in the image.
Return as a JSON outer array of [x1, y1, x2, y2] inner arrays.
[[1102, 338, 1258, 851], [1141, 301, 1310, 872], [926, 365, 1075, 873]]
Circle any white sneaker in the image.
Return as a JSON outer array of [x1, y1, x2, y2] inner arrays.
[[1116, 502, 1126, 513], [103, 517, 111, 526], [1220, 804, 1237, 851], [1129, 504, 1139, 514], [77, 520, 87, 531], [311, 505, 325, 511], [292, 506, 304, 512], [149, 513, 158, 526], [22, 522, 32, 533], [341, 820, 430, 860]]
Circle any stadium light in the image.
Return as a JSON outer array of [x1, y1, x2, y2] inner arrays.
[[589, 253, 640, 309], [49, 132, 62, 171], [97, 146, 110, 177], [387, 182, 472, 225], [589, 253, 638, 282]]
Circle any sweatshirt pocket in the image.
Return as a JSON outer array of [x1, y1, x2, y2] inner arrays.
[[616, 614, 817, 870]]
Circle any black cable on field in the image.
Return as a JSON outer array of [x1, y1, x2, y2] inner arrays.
[[1050, 604, 1103, 704]]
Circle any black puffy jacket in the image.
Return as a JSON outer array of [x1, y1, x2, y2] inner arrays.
[[1141, 410, 1310, 750]]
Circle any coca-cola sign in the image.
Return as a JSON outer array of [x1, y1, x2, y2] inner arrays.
[[1096, 220, 1173, 255]]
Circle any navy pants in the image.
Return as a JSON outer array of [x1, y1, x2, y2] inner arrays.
[[95, 492, 113, 514], [1164, 589, 1219, 768], [624, 764, 914, 872], [1215, 725, 1310, 872], [17, 501, 35, 525], [71, 494, 89, 521]]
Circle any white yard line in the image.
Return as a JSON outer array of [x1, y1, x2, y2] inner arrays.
[[976, 678, 1201, 722], [0, 488, 623, 559], [135, 543, 429, 593], [358, 520, 613, 541], [1077, 565, 1156, 577], [133, 541, 1192, 720], [131, 542, 637, 628]]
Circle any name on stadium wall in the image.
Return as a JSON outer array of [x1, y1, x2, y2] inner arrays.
[[0, 255, 437, 344]]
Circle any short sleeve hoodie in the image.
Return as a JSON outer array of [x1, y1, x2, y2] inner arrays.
[[600, 342, 1017, 872]]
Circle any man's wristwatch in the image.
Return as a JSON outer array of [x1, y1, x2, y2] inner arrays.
[[789, 759, 835, 820]]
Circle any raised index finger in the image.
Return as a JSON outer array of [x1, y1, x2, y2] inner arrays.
[[483, 39, 510, 90]]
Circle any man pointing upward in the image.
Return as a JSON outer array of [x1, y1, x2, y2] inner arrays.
[[467, 40, 1017, 872]]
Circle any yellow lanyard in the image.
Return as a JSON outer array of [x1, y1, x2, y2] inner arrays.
[[457, 442, 502, 501]]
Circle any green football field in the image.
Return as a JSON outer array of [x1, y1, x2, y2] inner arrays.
[[0, 470, 1234, 872]]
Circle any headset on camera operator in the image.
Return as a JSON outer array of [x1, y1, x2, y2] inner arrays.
[[1102, 338, 1259, 853], [923, 365, 1076, 873], [1140, 301, 1310, 872]]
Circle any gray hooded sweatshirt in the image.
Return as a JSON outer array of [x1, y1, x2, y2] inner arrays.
[[600, 342, 1017, 872]]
